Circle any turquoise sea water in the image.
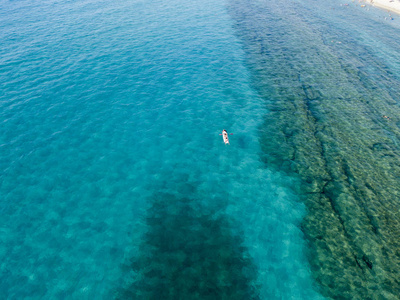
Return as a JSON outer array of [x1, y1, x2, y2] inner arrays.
[[1, 0, 400, 298]]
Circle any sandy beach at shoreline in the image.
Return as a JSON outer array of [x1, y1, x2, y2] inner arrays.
[[366, 0, 400, 15]]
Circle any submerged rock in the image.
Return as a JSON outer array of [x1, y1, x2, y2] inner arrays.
[[229, 0, 400, 298]]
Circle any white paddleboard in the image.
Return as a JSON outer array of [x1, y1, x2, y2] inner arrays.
[[222, 130, 229, 144]]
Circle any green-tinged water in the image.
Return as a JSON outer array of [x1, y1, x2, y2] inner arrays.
[[228, 0, 400, 298]]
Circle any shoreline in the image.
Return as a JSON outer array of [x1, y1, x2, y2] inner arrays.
[[365, 0, 400, 15]]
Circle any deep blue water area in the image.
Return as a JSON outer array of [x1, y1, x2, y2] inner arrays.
[[2, 0, 400, 298]]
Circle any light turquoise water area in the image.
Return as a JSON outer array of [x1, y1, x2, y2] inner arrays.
[[1, 0, 322, 298], [1, 0, 400, 298]]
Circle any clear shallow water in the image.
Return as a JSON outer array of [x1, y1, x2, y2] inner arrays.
[[1, 0, 322, 299], [2, 0, 400, 298]]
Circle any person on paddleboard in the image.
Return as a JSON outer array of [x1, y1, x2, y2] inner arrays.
[[222, 129, 230, 144]]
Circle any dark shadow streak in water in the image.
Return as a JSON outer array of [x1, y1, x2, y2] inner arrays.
[[115, 191, 260, 300]]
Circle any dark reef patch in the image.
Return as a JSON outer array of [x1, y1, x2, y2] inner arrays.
[[116, 191, 260, 299]]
